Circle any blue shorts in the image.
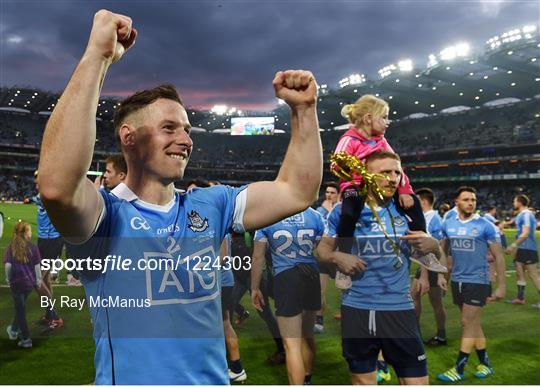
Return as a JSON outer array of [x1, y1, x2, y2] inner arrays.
[[274, 264, 321, 317], [451, 281, 491, 307], [341, 306, 427, 377]]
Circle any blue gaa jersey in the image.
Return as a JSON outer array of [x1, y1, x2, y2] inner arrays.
[[443, 206, 458, 222], [442, 213, 500, 285], [326, 202, 413, 311], [483, 213, 497, 224], [67, 183, 247, 385], [425, 209, 444, 240], [254, 208, 324, 276], [516, 209, 538, 251], [221, 233, 234, 288], [316, 205, 329, 220], [34, 194, 61, 239]]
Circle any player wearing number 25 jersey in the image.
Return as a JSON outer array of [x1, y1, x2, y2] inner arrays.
[[252, 208, 325, 384], [254, 208, 325, 277], [254, 207, 325, 317]]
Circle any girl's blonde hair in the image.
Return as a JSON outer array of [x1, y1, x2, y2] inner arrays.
[[11, 221, 31, 264], [340, 95, 389, 126]]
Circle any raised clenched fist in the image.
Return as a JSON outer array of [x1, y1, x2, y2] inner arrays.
[[85, 9, 138, 64], [273, 70, 317, 109]]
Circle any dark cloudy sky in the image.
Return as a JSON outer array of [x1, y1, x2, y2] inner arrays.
[[1, 0, 538, 110]]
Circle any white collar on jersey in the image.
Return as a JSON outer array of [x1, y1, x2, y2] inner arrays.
[[111, 182, 138, 202], [111, 182, 182, 213], [454, 213, 481, 223]]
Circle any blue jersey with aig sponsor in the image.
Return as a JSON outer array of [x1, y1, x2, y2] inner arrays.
[[515, 209, 538, 251], [326, 201, 413, 311], [425, 209, 444, 240], [34, 194, 61, 239], [442, 213, 500, 285], [67, 183, 246, 385], [254, 208, 324, 276], [221, 233, 235, 287]]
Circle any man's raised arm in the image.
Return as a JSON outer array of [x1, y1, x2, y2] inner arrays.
[[243, 70, 322, 230], [38, 10, 137, 242]]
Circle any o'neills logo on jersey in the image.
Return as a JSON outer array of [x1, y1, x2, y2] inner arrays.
[[131, 216, 150, 231], [187, 210, 209, 232]]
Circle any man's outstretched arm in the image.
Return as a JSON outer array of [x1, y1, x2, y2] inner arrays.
[[38, 10, 137, 242], [243, 70, 322, 230]]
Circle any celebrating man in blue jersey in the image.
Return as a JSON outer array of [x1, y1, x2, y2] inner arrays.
[[37, 10, 322, 385], [437, 187, 506, 382], [317, 151, 442, 385], [506, 194, 539, 307], [251, 207, 325, 385]]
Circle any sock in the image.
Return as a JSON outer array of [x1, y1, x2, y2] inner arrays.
[[304, 374, 312, 385], [274, 338, 284, 353], [517, 281, 526, 300], [476, 349, 491, 367], [456, 351, 469, 374], [229, 359, 243, 374], [315, 315, 323, 325], [377, 360, 388, 372], [437, 329, 447, 339]]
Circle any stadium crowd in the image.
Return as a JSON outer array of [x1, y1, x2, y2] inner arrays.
[[1, 100, 539, 208]]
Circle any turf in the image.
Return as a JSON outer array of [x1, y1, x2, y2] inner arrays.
[[0, 202, 539, 384]]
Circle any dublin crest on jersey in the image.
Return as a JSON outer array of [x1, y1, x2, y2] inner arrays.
[[188, 210, 209, 232], [394, 217, 405, 227]]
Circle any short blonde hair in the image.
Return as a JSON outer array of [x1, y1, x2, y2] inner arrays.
[[340, 95, 389, 125]]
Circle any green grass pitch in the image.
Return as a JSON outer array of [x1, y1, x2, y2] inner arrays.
[[0, 202, 539, 384]]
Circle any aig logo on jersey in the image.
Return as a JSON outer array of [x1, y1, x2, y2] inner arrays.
[[131, 216, 150, 230], [284, 213, 304, 225], [451, 237, 475, 252], [145, 246, 219, 305], [187, 210, 209, 232]]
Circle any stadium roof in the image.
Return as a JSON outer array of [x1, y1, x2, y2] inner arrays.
[[315, 29, 539, 126], [1, 26, 537, 126]]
